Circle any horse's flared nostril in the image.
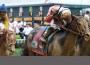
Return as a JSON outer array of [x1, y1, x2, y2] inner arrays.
[[10, 50, 15, 54]]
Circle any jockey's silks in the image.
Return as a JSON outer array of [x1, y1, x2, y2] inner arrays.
[[4, 20, 9, 30], [3, 15, 9, 30], [45, 15, 53, 23]]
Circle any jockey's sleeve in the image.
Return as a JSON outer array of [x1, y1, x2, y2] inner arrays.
[[4, 21, 9, 29], [3, 14, 9, 30]]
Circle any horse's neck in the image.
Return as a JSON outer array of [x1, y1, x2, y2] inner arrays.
[[61, 32, 78, 56], [0, 37, 7, 56], [65, 32, 78, 43]]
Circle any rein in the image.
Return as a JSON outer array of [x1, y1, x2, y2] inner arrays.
[[61, 26, 83, 36], [61, 16, 84, 36]]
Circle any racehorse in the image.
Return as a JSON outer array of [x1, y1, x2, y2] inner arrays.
[[22, 26, 80, 56], [0, 30, 16, 56], [22, 16, 90, 56]]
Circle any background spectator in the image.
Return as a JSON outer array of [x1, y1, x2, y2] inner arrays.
[[23, 23, 33, 39], [9, 20, 16, 32], [84, 11, 90, 22], [34, 20, 42, 31]]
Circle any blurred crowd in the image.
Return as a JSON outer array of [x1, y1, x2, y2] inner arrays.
[[8, 20, 42, 39], [8, 20, 34, 39], [84, 11, 90, 26]]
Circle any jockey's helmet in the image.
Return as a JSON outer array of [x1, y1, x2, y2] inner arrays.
[[0, 4, 7, 12], [58, 7, 71, 20], [0, 4, 7, 20]]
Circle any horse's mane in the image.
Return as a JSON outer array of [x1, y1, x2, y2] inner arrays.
[[0, 30, 8, 47], [0, 30, 8, 55]]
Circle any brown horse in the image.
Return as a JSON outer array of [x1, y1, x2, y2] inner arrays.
[[22, 27, 81, 56], [0, 30, 16, 56], [0, 13, 16, 56], [22, 17, 90, 56]]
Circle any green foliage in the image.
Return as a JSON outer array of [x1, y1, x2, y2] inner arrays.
[[16, 35, 21, 39], [13, 48, 22, 56]]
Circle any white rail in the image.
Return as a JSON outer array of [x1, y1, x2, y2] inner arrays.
[[16, 39, 26, 44]]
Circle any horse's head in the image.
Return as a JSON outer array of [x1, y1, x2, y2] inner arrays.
[[0, 30, 10, 56], [6, 31, 16, 55]]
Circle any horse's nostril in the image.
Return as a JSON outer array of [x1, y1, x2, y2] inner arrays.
[[10, 50, 15, 53]]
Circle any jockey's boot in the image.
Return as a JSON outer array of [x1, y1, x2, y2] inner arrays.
[[40, 27, 54, 43]]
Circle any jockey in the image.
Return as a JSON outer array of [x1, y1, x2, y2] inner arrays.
[[40, 5, 65, 43], [0, 4, 9, 31], [41, 6, 90, 45]]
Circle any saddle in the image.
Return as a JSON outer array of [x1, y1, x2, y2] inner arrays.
[[31, 26, 61, 56]]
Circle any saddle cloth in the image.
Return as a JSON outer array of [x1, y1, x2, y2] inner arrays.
[[31, 26, 60, 56], [31, 26, 48, 55]]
